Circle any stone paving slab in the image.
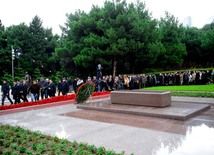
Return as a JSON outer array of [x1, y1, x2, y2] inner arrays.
[[76, 98, 210, 120], [171, 96, 214, 104], [63, 109, 189, 135]]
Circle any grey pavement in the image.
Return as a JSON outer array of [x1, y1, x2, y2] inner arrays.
[[172, 96, 214, 104], [0, 96, 214, 155]]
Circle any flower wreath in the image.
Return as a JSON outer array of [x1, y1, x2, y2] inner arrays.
[[75, 81, 96, 103]]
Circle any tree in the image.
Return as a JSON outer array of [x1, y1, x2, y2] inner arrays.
[[28, 16, 50, 75], [5, 23, 32, 77], [125, 1, 160, 73], [0, 20, 10, 80], [60, 0, 160, 76], [157, 12, 187, 69], [1, 16, 58, 80], [182, 27, 202, 67], [200, 23, 214, 66], [0, 20, 4, 34]]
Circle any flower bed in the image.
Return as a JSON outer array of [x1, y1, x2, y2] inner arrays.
[[0, 124, 125, 155], [0, 92, 110, 110], [92, 91, 110, 96]]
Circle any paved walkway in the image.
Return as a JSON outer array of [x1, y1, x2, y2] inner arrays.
[[0, 96, 214, 155]]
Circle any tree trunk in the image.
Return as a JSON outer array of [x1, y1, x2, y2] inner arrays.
[[112, 57, 117, 77]]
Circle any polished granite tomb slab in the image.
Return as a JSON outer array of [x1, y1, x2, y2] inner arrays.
[[76, 98, 210, 120], [111, 90, 171, 107]]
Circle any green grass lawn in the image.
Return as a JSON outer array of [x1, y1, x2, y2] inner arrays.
[[142, 84, 214, 98], [143, 84, 214, 92]]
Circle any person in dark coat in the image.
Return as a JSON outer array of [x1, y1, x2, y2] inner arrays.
[[129, 76, 135, 90], [27, 80, 40, 101], [38, 79, 46, 100], [44, 78, 49, 98], [1, 80, 13, 105], [11, 80, 20, 104], [17, 80, 25, 103], [21, 80, 29, 102], [57, 80, 63, 96], [48, 79, 56, 97], [92, 76, 99, 92], [107, 75, 114, 91], [99, 77, 107, 92], [61, 78, 69, 95], [72, 78, 77, 93]]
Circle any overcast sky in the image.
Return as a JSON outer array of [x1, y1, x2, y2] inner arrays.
[[0, 0, 213, 35]]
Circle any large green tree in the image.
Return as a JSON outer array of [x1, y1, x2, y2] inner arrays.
[[2, 1, 214, 81], [200, 23, 214, 66], [5, 23, 32, 78], [59, 0, 160, 76], [1, 16, 58, 80], [0, 20, 10, 79], [157, 12, 187, 69], [182, 27, 202, 67], [28, 16, 52, 77]]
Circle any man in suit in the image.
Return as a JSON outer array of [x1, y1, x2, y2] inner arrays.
[[1, 80, 13, 105]]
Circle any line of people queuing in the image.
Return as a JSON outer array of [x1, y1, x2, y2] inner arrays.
[[2, 69, 213, 106], [87, 70, 214, 92], [1, 78, 70, 106]]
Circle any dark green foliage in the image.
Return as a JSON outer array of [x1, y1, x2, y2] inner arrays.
[[157, 12, 186, 69], [0, 16, 59, 82], [0, 124, 126, 155], [60, 0, 161, 75], [182, 27, 202, 67], [0, 0, 214, 80], [200, 23, 214, 65]]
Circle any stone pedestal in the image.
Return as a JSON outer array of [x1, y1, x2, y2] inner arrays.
[[110, 90, 171, 107]]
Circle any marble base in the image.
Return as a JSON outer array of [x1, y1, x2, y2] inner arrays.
[[77, 99, 210, 120]]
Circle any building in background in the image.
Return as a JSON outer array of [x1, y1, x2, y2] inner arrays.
[[183, 16, 192, 27], [207, 16, 214, 24]]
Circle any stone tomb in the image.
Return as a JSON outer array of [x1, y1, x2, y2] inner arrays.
[[77, 90, 210, 120], [111, 90, 171, 107]]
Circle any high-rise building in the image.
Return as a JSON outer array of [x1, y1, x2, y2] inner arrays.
[[205, 16, 214, 25], [183, 16, 192, 27]]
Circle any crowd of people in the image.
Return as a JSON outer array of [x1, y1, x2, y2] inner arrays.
[[1, 78, 70, 106], [1, 69, 214, 106], [86, 70, 214, 92]]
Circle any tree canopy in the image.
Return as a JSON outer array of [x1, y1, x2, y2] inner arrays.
[[0, 0, 213, 82]]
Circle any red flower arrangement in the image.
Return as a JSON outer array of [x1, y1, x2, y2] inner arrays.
[[76, 82, 96, 95], [75, 81, 96, 103], [92, 91, 110, 96], [0, 91, 110, 110]]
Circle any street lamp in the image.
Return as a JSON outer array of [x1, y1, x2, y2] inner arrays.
[[11, 45, 15, 80]]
